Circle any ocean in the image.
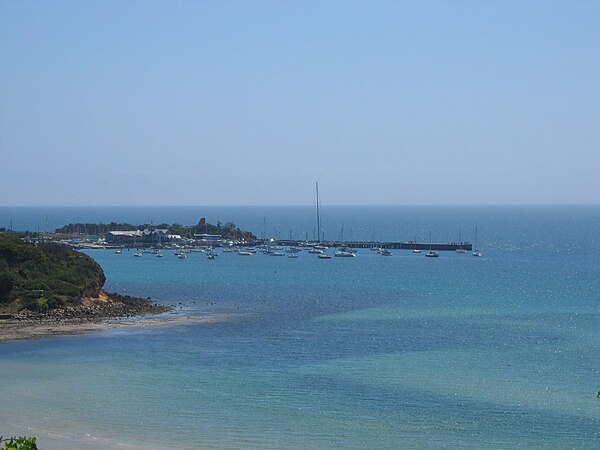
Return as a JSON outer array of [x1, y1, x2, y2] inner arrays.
[[1, 205, 599, 449]]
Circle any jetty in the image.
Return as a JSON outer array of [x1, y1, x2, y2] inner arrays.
[[263, 240, 472, 252]]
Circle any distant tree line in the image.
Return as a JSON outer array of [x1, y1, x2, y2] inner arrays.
[[55, 219, 256, 241]]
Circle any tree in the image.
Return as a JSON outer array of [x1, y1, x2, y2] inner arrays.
[[0, 272, 15, 304]]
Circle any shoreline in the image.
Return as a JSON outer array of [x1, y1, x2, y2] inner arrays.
[[0, 292, 229, 342]]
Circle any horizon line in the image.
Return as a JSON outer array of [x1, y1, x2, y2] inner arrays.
[[1, 203, 600, 208]]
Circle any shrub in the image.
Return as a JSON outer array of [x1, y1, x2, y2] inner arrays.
[[0, 272, 15, 304], [36, 297, 48, 312], [0, 436, 38, 450]]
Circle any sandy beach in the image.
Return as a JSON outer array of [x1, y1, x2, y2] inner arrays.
[[0, 313, 236, 342], [0, 293, 233, 342]]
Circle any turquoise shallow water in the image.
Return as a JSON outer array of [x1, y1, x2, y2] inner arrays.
[[1, 206, 600, 448]]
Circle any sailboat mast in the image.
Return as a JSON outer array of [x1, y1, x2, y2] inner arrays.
[[316, 182, 321, 243]]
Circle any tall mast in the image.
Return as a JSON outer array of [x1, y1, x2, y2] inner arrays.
[[316, 182, 321, 243]]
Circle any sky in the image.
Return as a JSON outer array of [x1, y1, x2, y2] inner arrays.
[[0, 0, 599, 206]]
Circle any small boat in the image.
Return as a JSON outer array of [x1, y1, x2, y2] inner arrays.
[[207, 252, 216, 260], [238, 251, 252, 256], [156, 251, 163, 257], [287, 253, 299, 258], [317, 253, 332, 259], [308, 248, 324, 254], [472, 250, 483, 257], [114, 249, 122, 254], [380, 249, 392, 256], [334, 226, 355, 257], [412, 236, 422, 253], [133, 252, 143, 257], [425, 232, 438, 257]]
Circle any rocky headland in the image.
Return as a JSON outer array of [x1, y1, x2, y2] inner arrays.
[[0, 232, 172, 341]]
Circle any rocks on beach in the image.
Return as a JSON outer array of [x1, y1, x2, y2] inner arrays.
[[0, 293, 172, 341], [7, 293, 170, 322]]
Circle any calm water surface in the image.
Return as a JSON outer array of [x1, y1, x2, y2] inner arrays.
[[1, 206, 600, 449]]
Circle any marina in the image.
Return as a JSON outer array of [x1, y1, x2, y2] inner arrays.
[[68, 238, 472, 253], [2, 205, 600, 450], [68, 238, 473, 254]]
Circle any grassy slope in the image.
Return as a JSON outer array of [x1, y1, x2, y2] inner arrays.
[[0, 233, 105, 313]]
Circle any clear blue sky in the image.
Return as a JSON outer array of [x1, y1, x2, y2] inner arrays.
[[1, 0, 598, 206]]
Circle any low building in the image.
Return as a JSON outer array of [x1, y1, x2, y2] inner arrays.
[[106, 229, 187, 246], [141, 229, 171, 244], [194, 233, 223, 244], [106, 230, 143, 245]]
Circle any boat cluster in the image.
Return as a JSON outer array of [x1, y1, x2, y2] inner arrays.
[[220, 243, 361, 259], [117, 243, 483, 259], [117, 242, 392, 259], [370, 247, 393, 256]]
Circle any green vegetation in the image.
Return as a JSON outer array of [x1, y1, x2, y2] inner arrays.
[[0, 233, 105, 313], [55, 218, 256, 241], [0, 436, 38, 450]]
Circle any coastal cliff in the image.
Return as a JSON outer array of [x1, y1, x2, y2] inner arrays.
[[0, 233, 168, 319]]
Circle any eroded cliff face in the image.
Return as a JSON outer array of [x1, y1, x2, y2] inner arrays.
[[80, 258, 106, 300]]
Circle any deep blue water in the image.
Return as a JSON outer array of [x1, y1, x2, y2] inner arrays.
[[1, 206, 600, 449]]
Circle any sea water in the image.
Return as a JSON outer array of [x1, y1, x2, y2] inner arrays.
[[1, 206, 600, 449]]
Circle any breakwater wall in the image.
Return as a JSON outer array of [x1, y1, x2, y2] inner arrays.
[[266, 240, 472, 252]]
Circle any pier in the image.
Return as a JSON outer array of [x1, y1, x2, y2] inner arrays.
[[264, 240, 472, 252]]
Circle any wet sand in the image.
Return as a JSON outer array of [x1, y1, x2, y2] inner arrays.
[[0, 292, 235, 342], [0, 313, 236, 342]]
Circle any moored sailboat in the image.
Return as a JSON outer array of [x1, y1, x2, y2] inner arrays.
[[314, 182, 331, 259], [334, 225, 355, 257], [425, 232, 439, 257], [472, 223, 483, 257]]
